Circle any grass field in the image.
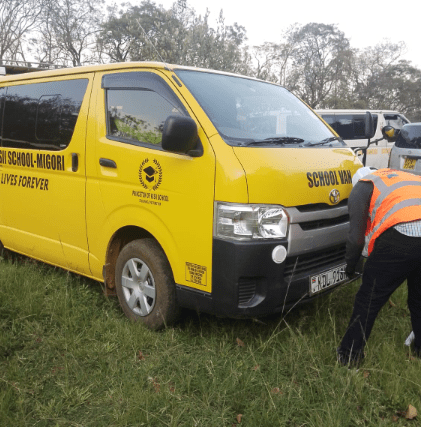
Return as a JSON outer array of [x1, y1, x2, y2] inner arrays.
[[1, 253, 420, 426]]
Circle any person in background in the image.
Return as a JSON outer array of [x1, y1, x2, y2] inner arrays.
[[337, 167, 421, 366]]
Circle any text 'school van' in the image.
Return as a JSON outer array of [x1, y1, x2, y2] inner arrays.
[[0, 63, 362, 329], [316, 109, 409, 169]]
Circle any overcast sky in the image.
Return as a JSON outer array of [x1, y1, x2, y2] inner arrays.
[[152, 0, 421, 68]]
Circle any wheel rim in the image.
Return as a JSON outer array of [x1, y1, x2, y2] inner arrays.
[[121, 257, 156, 316]]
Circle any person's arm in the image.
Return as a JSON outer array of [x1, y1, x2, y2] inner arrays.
[[345, 181, 373, 275]]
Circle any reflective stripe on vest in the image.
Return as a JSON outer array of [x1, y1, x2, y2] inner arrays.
[[361, 169, 421, 256]]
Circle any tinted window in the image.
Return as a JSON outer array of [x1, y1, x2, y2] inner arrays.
[[36, 95, 61, 141], [2, 79, 88, 150], [322, 114, 378, 140], [321, 114, 336, 130], [0, 87, 5, 146], [394, 124, 421, 149], [106, 89, 183, 146]]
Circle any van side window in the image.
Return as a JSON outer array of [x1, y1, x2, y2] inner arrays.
[[0, 87, 5, 147], [322, 114, 379, 140], [336, 115, 365, 139], [36, 95, 61, 142], [2, 79, 88, 150], [384, 114, 408, 130], [102, 72, 187, 148], [106, 89, 183, 146], [321, 115, 336, 130]]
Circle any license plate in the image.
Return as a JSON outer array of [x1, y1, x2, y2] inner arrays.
[[403, 158, 416, 170], [310, 265, 348, 295]]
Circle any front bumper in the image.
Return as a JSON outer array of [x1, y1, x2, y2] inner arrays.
[[176, 238, 362, 318]]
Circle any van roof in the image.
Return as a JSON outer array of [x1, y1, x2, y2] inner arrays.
[[315, 109, 403, 115], [0, 61, 258, 84]]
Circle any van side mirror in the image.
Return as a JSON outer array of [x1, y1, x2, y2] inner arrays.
[[364, 111, 375, 139], [382, 125, 397, 143], [162, 115, 203, 157]]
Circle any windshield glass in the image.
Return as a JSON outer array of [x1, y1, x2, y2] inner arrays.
[[175, 70, 344, 148]]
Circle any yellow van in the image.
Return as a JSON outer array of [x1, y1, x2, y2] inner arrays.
[[0, 62, 362, 329]]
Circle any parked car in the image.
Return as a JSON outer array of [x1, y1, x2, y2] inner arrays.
[[388, 123, 421, 175]]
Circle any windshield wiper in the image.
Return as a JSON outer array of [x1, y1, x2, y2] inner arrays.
[[302, 136, 342, 147], [246, 137, 305, 146]]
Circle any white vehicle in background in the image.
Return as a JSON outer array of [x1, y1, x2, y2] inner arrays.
[[388, 123, 421, 175], [316, 109, 410, 168]]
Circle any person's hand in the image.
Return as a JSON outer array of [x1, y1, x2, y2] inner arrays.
[[345, 265, 356, 278]]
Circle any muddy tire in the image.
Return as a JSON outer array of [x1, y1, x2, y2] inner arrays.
[[115, 239, 180, 330]]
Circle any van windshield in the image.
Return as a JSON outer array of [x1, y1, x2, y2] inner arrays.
[[175, 70, 344, 148]]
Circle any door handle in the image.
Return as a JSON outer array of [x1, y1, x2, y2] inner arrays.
[[72, 153, 78, 172], [99, 158, 117, 168]]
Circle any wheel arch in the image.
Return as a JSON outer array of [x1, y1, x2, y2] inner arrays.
[[102, 225, 173, 294]]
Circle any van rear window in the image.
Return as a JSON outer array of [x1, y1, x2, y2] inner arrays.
[[1, 79, 88, 151]]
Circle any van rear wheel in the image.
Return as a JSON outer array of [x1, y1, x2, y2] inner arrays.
[[115, 239, 179, 330]]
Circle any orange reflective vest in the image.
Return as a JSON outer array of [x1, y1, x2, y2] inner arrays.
[[361, 168, 421, 256]]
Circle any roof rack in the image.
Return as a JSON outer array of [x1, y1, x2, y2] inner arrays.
[[0, 60, 65, 76]]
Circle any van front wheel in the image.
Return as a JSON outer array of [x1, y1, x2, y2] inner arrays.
[[115, 239, 179, 330]]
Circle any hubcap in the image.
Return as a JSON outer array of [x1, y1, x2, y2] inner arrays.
[[121, 258, 156, 316]]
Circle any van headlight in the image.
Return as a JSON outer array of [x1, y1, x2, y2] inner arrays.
[[214, 202, 289, 240]]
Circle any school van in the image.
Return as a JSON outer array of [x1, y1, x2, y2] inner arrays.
[[0, 62, 363, 329], [316, 109, 410, 168]]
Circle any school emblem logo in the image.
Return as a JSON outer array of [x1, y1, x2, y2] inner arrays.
[[329, 188, 340, 204], [139, 159, 163, 191]]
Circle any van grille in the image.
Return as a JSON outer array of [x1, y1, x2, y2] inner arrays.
[[284, 245, 346, 278], [238, 277, 257, 306], [295, 199, 348, 212], [299, 214, 349, 231]]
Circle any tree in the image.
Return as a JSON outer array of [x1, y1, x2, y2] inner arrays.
[[32, 0, 104, 67], [97, 1, 187, 64], [252, 23, 353, 108], [183, 9, 250, 73], [96, 0, 250, 74], [0, 0, 46, 63], [285, 23, 353, 108], [362, 60, 421, 121], [251, 36, 297, 86], [349, 41, 407, 108]]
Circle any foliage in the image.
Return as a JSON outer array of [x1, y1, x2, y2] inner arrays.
[[96, 0, 251, 74], [287, 23, 353, 109], [113, 117, 161, 145], [359, 59, 421, 122], [97, 0, 183, 63], [1, 253, 420, 426], [2, 0, 421, 118], [0, 0, 46, 62], [29, 0, 105, 67]]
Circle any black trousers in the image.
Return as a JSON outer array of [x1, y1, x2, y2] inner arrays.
[[339, 227, 421, 358]]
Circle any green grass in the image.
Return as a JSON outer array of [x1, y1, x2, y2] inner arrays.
[[1, 253, 420, 426]]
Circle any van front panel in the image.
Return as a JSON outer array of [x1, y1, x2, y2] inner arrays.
[[174, 69, 363, 316], [85, 68, 216, 292]]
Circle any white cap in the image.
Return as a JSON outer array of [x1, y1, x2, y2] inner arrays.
[[352, 166, 376, 187]]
